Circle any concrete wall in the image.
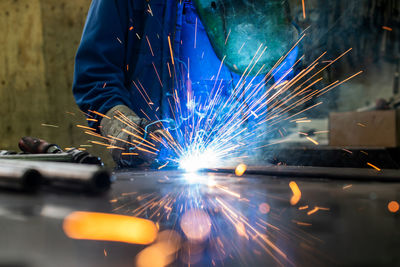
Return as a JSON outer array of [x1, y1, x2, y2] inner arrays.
[[0, 0, 113, 166]]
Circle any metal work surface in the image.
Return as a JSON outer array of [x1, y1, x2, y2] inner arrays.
[[1, 169, 400, 266]]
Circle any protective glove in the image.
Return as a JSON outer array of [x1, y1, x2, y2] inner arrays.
[[100, 105, 165, 167]]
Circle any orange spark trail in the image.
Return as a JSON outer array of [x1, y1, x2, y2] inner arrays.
[[146, 36, 154, 57], [317, 71, 363, 97], [77, 125, 96, 131], [90, 140, 124, 150], [302, 0, 306, 19], [342, 184, 352, 190], [367, 162, 381, 171], [84, 130, 112, 142], [88, 110, 111, 119], [306, 136, 319, 145], [157, 161, 169, 170], [41, 123, 59, 128], [152, 62, 163, 87], [108, 134, 158, 151], [122, 129, 156, 147], [216, 185, 241, 198], [307, 206, 330, 216], [225, 29, 231, 45], [132, 81, 153, 109], [137, 80, 154, 105], [289, 181, 301, 205], [167, 62, 172, 77], [167, 35, 175, 65], [307, 207, 319, 215], [294, 221, 312, 226], [238, 42, 246, 54]]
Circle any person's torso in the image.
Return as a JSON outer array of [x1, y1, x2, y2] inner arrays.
[[124, 0, 236, 122]]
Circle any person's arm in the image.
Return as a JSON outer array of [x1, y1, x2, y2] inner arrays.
[[73, 0, 159, 167], [73, 0, 132, 130]]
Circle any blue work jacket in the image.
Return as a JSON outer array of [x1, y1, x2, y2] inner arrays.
[[73, 0, 297, 130]]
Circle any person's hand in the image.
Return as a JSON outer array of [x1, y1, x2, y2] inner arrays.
[[100, 105, 164, 167]]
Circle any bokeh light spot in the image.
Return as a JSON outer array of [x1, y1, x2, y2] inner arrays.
[[259, 203, 271, 214], [180, 209, 212, 242], [63, 211, 157, 245], [136, 230, 182, 267], [388, 201, 399, 213], [235, 164, 247, 176]]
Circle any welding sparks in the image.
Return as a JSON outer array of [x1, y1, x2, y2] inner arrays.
[[82, 38, 358, 178], [107, 170, 338, 266], [72, 25, 364, 265]]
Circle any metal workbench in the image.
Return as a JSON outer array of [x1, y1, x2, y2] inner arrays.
[[1, 168, 400, 266]]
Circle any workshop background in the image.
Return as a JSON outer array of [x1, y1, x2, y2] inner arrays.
[[0, 0, 399, 166], [1, 1, 400, 266]]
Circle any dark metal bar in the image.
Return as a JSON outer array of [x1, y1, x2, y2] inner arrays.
[[0, 150, 102, 165], [204, 165, 400, 182], [0, 161, 43, 191], [0, 160, 113, 192], [0, 153, 74, 162]]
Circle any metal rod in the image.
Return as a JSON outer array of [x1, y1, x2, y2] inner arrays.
[[0, 160, 113, 192], [0, 153, 74, 162], [204, 165, 400, 182], [0, 150, 102, 165], [0, 162, 43, 191]]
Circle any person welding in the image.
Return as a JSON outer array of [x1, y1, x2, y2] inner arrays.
[[73, 0, 299, 168]]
